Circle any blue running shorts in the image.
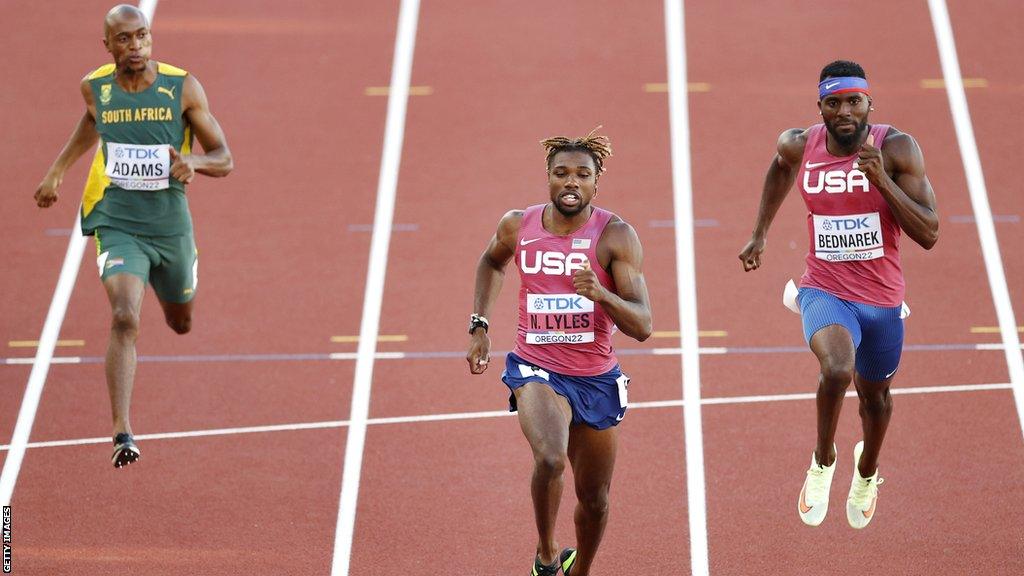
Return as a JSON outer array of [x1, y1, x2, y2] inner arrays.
[[501, 352, 629, 430], [798, 287, 904, 381]]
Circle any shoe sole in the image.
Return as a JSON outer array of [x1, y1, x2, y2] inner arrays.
[[112, 443, 141, 468]]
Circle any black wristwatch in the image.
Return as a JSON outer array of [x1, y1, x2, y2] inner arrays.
[[468, 313, 489, 334]]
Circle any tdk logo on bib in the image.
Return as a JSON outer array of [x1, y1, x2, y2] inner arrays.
[[115, 146, 162, 160], [821, 216, 871, 231], [520, 251, 588, 275], [803, 169, 869, 194], [528, 293, 595, 313]]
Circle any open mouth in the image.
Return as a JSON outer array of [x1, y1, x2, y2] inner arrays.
[[559, 192, 581, 207]]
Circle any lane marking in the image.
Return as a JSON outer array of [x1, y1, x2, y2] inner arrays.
[[347, 223, 419, 232], [365, 86, 432, 96], [663, 2, 708, 575], [1, 382, 1008, 452], [644, 82, 711, 92], [920, 78, 988, 89], [949, 214, 1019, 224], [970, 326, 1024, 334], [331, 1, 420, 574], [330, 335, 408, 343], [0, 0, 161, 510], [8, 340, 85, 348], [652, 330, 727, 338], [649, 218, 719, 228], [6, 341, 1024, 367], [929, 0, 1024, 439]]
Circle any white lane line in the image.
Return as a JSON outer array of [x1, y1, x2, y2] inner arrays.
[[663, 1, 708, 575], [0, 0, 160, 509], [928, 0, 1024, 439], [2, 382, 1009, 452], [330, 0, 421, 574]]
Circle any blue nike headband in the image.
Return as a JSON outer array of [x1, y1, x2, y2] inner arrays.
[[818, 76, 870, 100]]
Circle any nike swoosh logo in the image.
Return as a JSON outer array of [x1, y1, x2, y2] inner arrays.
[[615, 413, 624, 421], [884, 367, 898, 379], [805, 161, 829, 170], [862, 495, 877, 519], [825, 81, 840, 90], [799, 482, 813, 514], [520, 238, 542, 246]]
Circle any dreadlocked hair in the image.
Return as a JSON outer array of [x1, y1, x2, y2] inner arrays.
[[540, 126, 613, 175]]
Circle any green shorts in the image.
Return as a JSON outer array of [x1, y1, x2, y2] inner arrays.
[[94, 227, 198, 304]]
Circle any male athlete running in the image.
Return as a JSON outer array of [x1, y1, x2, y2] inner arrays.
[[35, 4, 233, 468], [739, 60, 938, 528], [467, 128, 652, 575]]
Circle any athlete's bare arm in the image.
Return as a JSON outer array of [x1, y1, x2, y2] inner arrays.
[[739, 128, 807, 271], [467, 210, 522, 374], [580, 219, 652, 341], [171, 73, 233, 184], [34, 79, 101, 208], [857, 129, 938, 249]]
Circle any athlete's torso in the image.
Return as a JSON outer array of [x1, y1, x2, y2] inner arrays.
[[512, 204, 618, 376], [81, 62, 194, 236], [797, 123, 904, 307]]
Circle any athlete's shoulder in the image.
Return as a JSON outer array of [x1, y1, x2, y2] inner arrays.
[[157, 62, 189, 77], [878, 127, 925, 172], [83, 63, 115, 81], [777, 127, 810, 163]]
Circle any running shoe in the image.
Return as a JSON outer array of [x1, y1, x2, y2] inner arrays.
[[798, 443, 837, 526], [559, 548, 577, 575], [112, 433, 140, 468], [847, 440, 884, 529], [531, 554, 559, 576]]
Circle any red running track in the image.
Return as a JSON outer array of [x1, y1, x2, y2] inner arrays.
[[2, 0, 1022, 574]]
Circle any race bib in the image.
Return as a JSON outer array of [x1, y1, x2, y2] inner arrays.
[[105, 142, 171, 191], [524, 293, 594, 345], [813, 212, 883, 262]]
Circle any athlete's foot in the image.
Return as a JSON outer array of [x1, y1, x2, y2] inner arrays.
[[847, 440, 883, 529], [559, 548, 578, 575], [531, 554, 560, 576], [798, 443, 837, 526], [112, 432, 140, 468]]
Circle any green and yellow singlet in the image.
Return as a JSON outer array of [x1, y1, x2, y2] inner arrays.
[[81, 62, 193, 236]]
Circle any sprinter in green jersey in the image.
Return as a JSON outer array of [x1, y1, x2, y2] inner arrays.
[[34, 4, 233, 468]]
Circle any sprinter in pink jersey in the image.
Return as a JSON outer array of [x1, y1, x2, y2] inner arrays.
[[467, 129, 651, 576], [739, 61, 938, 529]]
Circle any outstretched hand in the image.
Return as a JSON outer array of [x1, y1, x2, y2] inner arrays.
[[169, 147, 196, 184]]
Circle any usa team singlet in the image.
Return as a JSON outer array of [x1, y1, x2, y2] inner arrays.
[[797, 124, 904, 307], [511, 204, 618, 376]]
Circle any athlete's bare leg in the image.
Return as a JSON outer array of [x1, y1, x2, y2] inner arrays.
[[514, 382, 573, 565], [159, 299, 193, 334], [566, 424, 618, 576], [103, 273, 145, 437], [809, 324, 856, 466], [853, 373, 893, 477]]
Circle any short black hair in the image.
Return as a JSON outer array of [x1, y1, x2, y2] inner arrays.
[[819, 60, 866, 82]]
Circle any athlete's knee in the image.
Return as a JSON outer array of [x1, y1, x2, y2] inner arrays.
[[533, 450, 567, 477], [166, 314, 191, 335], [110, 307, 140, 337], [576, 484, 611, 517], [818, 359, 855, 391], [858, 385, 892, 415]]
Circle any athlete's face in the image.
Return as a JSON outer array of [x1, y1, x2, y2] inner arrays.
[[818, 90, 871, 149], [548, 151, 598, 218], [104, 15, 152, 73]]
